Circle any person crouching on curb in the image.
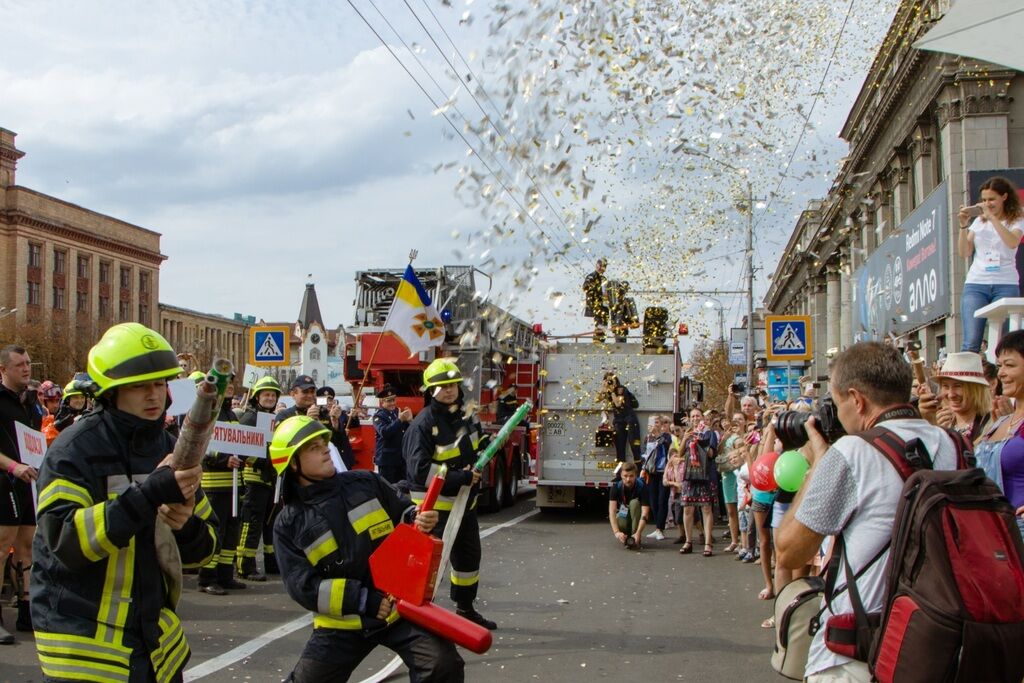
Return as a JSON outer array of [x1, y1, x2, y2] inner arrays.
[[271, 415, 465, 682], [608, 461, 650, 549]]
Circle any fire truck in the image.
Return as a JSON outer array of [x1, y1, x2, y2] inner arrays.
[[343, 266, 540, 512], [532, 339, 681, 512]]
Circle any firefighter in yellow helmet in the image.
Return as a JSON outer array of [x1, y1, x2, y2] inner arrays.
[[269, 415, 462, 682], [236, 375, 282, 580], [403, 358, 496, 630], [30, 323, 218, 682]]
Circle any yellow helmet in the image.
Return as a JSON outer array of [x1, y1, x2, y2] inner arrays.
[[423, 358, 462, 388], [87, 323, 180, 396], [269, 415, 330, 475], [251, 375, 282, 397], [189, 370, 206, 383]]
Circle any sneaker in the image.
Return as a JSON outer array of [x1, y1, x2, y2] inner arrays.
[[199, 583, 228, 596], [239, 571, 267, 582], [456, 607, 498, 630], [741, 552, 756, 563], [646, 529, 665, 541]]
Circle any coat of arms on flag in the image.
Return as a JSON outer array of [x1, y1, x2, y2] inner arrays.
[[388, 265, 446, 355]]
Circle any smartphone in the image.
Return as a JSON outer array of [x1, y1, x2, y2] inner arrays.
[[965, 205, 984, 217], [316, 396, 328, 407]]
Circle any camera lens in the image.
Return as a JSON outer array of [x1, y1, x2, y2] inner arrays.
[[776, 411, 811, 450]]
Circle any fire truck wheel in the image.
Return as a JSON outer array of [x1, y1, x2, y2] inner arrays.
[[504, 456, 520, 505], [486, 463, 506, 513]]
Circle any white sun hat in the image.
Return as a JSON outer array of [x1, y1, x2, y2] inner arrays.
[[933, 352, 989, 386]]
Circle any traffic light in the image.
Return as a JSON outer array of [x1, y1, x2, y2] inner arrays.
[[678, 323, 689, 336]]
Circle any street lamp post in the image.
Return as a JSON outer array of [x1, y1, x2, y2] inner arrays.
[[682, 147, 757, 393]]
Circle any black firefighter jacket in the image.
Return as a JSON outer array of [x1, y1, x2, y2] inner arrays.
[[403, 399, 484, 511], [31, 406, 219, 683]]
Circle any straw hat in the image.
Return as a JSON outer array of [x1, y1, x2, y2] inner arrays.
[[934, 352, 988, 386]]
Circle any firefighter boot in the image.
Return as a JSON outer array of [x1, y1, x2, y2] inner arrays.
[[263, 551, 279, 576], [456, 603, 497, 631], [15, 596, 32, 632], [0, 605, 14, 644]]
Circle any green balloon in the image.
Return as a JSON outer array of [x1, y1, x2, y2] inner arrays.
[[774, 450, 810, 492]]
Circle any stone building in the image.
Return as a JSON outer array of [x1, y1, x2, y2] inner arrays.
[[262, 281, 348, 391], [0, 127, 164, 378], [158, 303, 249, 378], [765, 0, 1024, 376]]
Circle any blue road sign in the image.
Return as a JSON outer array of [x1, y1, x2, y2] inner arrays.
[[249, 326, 289, 366], [765, 315, 813, 361]]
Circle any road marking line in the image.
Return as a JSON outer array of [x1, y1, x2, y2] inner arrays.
[[183, 613, 312, 682], [354, 508, 539, 683], [184, 508, 539, 682]]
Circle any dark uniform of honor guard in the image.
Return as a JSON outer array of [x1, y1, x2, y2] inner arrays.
[[271, 415, 464, 682], [583, 258, 609, 342], [236, 375, 282, 581], [373, 384, 411, 484], [30, 323, 218, 683], [197, 376, 247, 595], [404, 359, 497, 630], [277, 375, 358, 471]]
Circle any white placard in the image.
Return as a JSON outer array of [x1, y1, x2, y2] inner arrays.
[[241, 364, 269, 389], [208, 421, 271, 459], [256, 411, 276, 434], [14, 422, 46, 468], [167, 378, 198, 417]]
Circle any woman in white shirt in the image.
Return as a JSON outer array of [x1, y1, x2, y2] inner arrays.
[[959, 176, 1024, 352]]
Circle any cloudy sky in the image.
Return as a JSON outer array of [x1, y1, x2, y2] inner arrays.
[[2, 0, 898, 355]]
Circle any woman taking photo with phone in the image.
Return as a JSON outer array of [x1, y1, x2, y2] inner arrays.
[[958, 176, 1024, 352]]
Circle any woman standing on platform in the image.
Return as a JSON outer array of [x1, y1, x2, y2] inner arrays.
[[958, 176, 1024, 352]]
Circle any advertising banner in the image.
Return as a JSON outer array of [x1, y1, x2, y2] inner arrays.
[[853, 180, 951, 339]]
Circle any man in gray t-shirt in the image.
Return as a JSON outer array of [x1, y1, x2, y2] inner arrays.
[[776, 342, 958, 682]]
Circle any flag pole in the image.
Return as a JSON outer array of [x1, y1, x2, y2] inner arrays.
[[345, 250, 417, 431]]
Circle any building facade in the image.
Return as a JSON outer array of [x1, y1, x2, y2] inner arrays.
[[0, 128, 164, 379], [158, 303, 249, 378], [765, 0, 1024, 375]]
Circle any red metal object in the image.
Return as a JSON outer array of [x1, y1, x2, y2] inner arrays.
[[395, 600, 492, 654]]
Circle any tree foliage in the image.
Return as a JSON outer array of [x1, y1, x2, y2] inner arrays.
[[687, 340, 743, 413]]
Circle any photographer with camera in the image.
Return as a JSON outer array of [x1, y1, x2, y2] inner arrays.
[[277, 377, 359, 472], [776, 342, 962, 682]]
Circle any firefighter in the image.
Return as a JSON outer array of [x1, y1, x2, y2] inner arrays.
[[30, 322, 218, 683], [270, 415, 464, 682], [197, 377, 247, 595], [373, 384, 411, 484], [52, 377, 91, 432], [404, 358, 497, 630], [236, 375, 282, 581]]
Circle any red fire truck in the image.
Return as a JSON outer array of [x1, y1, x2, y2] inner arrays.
[[343, 266, 541, 512]]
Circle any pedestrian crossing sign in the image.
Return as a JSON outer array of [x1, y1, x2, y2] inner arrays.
[[765, 315, 813, 361], [249, 325, 290, 366]]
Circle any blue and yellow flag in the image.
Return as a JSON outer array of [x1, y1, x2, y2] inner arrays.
[[388, 265, 445, 355]]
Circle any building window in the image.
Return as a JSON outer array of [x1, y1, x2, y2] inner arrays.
[[53, 286, 66, 310], [120, 266, 131, 289], [27, 281, 40, 306], [99, 295, 111, 318], [77, 255, 90, 279], [99, 261, 111, 284], [76, 290, 88, 312], [54, 249, 67, 274], [119, 300, 131, 321], [139, 303, 150, 325], [28, 243, 42, 268], [140, 270, 150, 294], [310, 348, 321, 361], [311, 369, 318, 383]]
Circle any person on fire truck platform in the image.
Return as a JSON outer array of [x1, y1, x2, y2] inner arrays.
[[197, 376, 247, 596], [374, 384, 412, 484], [30, 322, 218, 683], [404, 358, 497, 631], [236, 374, 282, 581], [271, 415, 464, 683], [277, 376, 358, 471]]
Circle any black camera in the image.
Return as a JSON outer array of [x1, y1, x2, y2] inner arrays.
[[775, 398, 846, 450]]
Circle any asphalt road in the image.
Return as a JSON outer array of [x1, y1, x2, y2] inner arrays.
[[6, 489, 780, 682]]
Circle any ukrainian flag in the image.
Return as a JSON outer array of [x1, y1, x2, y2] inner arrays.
[[388, 265, 446, 355]]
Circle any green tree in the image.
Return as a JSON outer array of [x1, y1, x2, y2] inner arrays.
[[688, 340, 743, 412]]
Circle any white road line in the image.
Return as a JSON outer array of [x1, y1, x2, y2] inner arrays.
[[184, 507, 539, 682], [182, 613, 312, 682]]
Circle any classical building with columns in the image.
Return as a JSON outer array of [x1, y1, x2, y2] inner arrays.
[[765, 0, 1024, 377]]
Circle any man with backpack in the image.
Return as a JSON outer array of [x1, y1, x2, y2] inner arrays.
[[775, 342, 964, 682]]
